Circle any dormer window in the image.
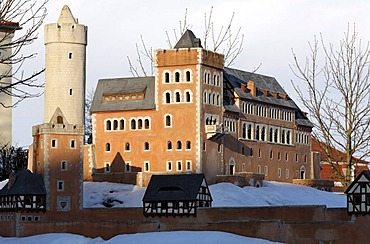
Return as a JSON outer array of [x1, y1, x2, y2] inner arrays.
[[57, 116, 63, 124]]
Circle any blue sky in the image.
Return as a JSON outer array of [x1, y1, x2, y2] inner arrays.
[[11, 0, 370, 146]]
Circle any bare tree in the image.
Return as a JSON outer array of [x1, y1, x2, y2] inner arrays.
[[0, 144, 28, 180], [85, 88, 95, 144], [0, 0, 48, 108], [127, 7, 244, 77], [291, 25, 370, 189]]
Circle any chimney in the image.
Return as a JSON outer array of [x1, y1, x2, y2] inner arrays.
[[241, 83, 247, 92], [247, 81, 256, 96]]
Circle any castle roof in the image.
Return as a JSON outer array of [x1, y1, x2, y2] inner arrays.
[[223, 67, 313, 128], [0, 20, 20, 31], [90, 76, 155, 113], [58, 5, 77, 24], [174, 30, 202, 49]]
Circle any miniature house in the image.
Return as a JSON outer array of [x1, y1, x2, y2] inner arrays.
[[142, 174, 212, 217], [0, 170, 46, 212], [345, 170, 370, 215]]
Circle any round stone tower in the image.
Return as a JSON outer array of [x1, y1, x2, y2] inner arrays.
[[44, 5, 87, 125]]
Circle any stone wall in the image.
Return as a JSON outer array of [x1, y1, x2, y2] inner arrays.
[[1, 206, 369, 243]]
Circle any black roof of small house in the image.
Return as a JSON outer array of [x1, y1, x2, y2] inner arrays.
[[90, 76, 155, 113], [223, 67, 313, 128], [0, 170, 46, 196], [345, 170, 370, 194], [143, 174, 211, 202]]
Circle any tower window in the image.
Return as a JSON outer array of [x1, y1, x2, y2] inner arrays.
[[125, 162, 131, 172], [186, 160, 192, 171], [51, 139, 57, 148], [61, 161, 67, 171], [165, 92, 171, 103], [69, 89, 73, 95], [144, 119, 150, 129], [57, 181, 64, 191], [144, 161, 150, 172], [113, 120, 118, 130], [177, 161, 182, 171], [175, 92, 181, 102], [165, 114, 172, 127], [165, 72, 170, 83], [167, 161, 172, 171], [68, 53, 72, 59], [57, 116, 63, 124], [70, 139, 76, 149], [120, 119, 125, 130], [186, 71, 191, 82], [186, 141, 191, 150], [185, 91, 191, 102], [106, 120, 112, 131], [131, 119, 136, 130]]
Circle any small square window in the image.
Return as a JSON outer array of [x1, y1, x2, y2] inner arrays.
[[144, 161, 150, 172], [27, 216, 33, 222], [21, 216, 26, 221], [57, 181, 64, 191], [68, 52, 72, 59], [61, 161, 67, 171], [34, 216, 40, 222]]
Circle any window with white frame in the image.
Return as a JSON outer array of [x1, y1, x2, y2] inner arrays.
[[164, 91, 171, 104], [167, 161, 172, 171], [70, 139, 76, 149], [186, 160, 192, 171], [51, 139, 57, 148], [164, 114, 172, 127], [57, 181, 64, 191], [264, 166, 268, 175], [176, 161, 182, 171], [144, 161, 150, 172], [278, 168, 282, 178], [286, 169, 289, 179], [185, 70, 191, 82], [61, 161, 67, 171]]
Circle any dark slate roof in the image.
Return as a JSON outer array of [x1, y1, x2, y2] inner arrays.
[[345, 170, 370, 194], [0, 170, 46, 196], [90, 76, 155, 113], [174, 30, 202, 49], [143, 174, 210, 202], [223, 67, 313, 128]]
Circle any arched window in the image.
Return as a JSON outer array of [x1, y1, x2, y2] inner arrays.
[[261, 126, 265, 141], [120, 119, 125, 130], [287, 131, 291, 144], [125, 142, 130, 151], [269, 127, 273, 142], [274, 129, 278, 143], [270, 150, 273, 159], [167, 141, 172, 150], [175, 72, 180, 82], [165, 115, 172, 127], [131, 119, 136, 130], [186, 71, 191, 82], [105, 143, 110, 152], [165, 72, 170, 83], [186, 91, 191, 102], [57, 116, 63, 124], [165, 92, 171, 103], [138, 119, 143, 129], [113, 120, 118, 130], [204, 73, 207, 84], [247, 124, 252, 139], [144, 142, 149, 151], [212, 93, 216, 105], [176, 141, 182, 150], [144, 119, 150, 129], [204, 91, 207, 103], [256, 126, 260, 140], [106, 120, 112, 131], [281, 130, 285, 144], [207, 73, 210, 84], [175, 92, 181, 102], [216, 94, 220, 106], [186, 141, 191, 150]]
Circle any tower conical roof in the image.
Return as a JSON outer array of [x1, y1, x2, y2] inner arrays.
[[57, 5, 77, 24], [174, 30, 202, 49]]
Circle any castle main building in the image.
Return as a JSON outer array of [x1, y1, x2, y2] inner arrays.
[[87, 30, 313, 186]]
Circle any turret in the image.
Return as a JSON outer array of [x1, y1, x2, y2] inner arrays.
[[43, 5, 87, 126]]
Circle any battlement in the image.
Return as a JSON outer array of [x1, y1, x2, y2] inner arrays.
[[32, 123, 84, 136]]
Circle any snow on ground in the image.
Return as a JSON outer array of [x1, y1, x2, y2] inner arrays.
[[83, 181, 346, 208], [0, 231, 281, 244]]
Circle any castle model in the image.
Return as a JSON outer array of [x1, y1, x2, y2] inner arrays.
[[29, 4, 314, 193], [2, 6, 370, 243]]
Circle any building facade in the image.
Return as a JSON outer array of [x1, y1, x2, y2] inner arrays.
[[88, 30, 313, 185], [0, 20, 20, 146]]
